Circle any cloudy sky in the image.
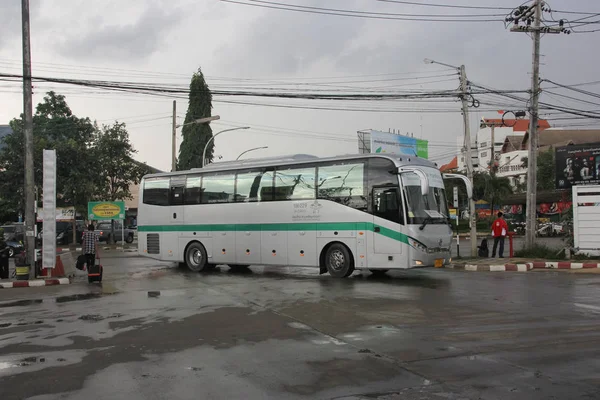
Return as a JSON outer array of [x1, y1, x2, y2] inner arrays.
[[1, 0, 599, 172]]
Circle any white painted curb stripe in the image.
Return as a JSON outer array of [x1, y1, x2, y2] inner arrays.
[[489, 265, 506, 272], [56, 278, 70, 285], [29, 280, 46, 287], [464, 265, 478, 271], [0, 282, 12, 288]]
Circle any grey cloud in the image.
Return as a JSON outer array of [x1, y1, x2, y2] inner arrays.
[[56, 4, 183, 61], [215, 0, 368, 76], [0, 0, 43, 50]]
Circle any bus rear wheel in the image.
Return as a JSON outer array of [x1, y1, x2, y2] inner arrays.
[[185, 242, 208, 272], [325, 243, 354, 278]]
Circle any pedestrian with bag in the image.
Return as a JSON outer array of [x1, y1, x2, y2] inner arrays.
[[491, 211, 509, 258], [82, 224, 99, 270]]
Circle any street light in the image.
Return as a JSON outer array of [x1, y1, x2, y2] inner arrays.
[[423, 58, 460, 70], [425, 57, 477, 257], [202, 126, 251, 167], [176, 115, 220, 129], [236, 146, 268, 160], [172, 115, 220, 171]]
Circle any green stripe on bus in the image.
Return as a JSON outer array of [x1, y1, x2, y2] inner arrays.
[[138, 222, 410, 244]]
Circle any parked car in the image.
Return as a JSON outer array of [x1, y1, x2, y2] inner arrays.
[[1, 223, 26, 242], [5, 240, 24, 258], [36, 221, 85, 245], [96, 222, 135, 243]]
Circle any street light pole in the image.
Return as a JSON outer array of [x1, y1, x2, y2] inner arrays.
[[236, 146, 268, 160], [425, 58, 477, 256], [202, 127, 250, 167]]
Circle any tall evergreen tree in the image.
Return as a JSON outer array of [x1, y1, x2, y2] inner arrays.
[[177, 69, 213, 170]]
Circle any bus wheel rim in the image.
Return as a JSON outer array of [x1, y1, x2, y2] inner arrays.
[[329, 250, 345, 271], [191, 249, 202, 266]]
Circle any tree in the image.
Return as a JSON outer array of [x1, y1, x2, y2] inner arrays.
[[519, 147, 555, 192], [473, 172, 513, 221], [93, 122, 149, 243], [0, 92, 96, 224], [177, 69, 214, 170]]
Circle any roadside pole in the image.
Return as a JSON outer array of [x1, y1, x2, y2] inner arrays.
[[21, 0, 36, 278], [454, 186, 460, 258], [459, 65, 477, 257]]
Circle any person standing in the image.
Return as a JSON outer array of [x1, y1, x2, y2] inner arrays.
[[0, 229, 9, 279], [82, 224, 99, 269], [491, 212, 509, 258]]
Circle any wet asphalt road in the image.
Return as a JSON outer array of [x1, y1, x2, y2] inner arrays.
[[1, 253, 600, 399]]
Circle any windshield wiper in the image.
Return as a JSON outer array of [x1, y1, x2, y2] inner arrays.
[[419, 216, 433, 231]]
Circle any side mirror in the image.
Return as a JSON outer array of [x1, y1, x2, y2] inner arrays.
[[443, 173, 473, 199], [399, 167, 430, 196]]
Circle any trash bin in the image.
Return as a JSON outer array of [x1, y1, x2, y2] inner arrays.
[[14, 251, 30, 280]]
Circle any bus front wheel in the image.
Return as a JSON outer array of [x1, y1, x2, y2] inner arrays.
[[325, 243, 354, 278], [185, 242, 209, 272]]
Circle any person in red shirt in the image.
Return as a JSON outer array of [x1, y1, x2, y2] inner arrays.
[[491, 211, 509, 258]]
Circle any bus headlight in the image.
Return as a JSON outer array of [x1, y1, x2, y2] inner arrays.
[[415, 260, 424, 266]]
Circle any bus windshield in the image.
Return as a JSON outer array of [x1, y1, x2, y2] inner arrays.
[[402, 170, 449, 225]]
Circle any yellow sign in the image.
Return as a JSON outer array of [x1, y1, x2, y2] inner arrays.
[[88, 201, 125, 220]]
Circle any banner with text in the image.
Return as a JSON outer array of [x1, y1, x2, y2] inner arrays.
[[370, 131, 429, 159], [555, 143, 600, 189]]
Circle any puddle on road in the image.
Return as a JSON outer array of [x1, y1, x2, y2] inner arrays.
[[0, 350, 87, 377]]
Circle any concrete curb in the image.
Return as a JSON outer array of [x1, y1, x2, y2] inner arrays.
[[447, 261, 600, 272], [0, 278, 70, 288], [447, 263, 534, 272]]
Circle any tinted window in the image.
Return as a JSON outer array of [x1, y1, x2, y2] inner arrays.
[[256, 171, 275, 202], [185, 175, 202, 205], [143, 178, 170, 206], [170, 176, 186, 206], [317, 162, 366, 210], [202, 173, 235, 204], [235, 171, 263, 202], [275, 167, 316, 200]]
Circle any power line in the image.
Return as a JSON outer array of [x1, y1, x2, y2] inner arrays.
[[376, 0, 513, 11], [220, 0, 503, 22]]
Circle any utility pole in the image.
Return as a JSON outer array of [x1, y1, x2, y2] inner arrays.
[[21, 0, 35, 278], [524, 1, 542, 249], [171, 100, 176, 172], [489, 125, 495, 175], [459, 65, 477, 257], [507, 1, 565, 248]]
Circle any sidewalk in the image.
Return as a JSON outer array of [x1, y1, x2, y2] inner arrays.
[[448, 257, 600, 272]]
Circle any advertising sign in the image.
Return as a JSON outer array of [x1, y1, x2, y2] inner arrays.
[[555, 143, 600, 189], [36, 207, 75, 222], [88, 201, 125, 220], [370, 131, 429, 158]]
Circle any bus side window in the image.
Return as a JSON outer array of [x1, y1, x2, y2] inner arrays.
[[185, 175, 202, 205], [317, 162, 366, 210], [170, 176, 186, 206], [143, 177, 170, 206]]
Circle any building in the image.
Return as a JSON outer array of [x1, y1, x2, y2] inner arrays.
[[475, 118, 550, 173], [439, 157, 458, 173], [497, 128, 600, 189]]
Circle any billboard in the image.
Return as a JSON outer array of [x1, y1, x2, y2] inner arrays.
[[370, 131, 429, 158], [555, 143, 600, 189]]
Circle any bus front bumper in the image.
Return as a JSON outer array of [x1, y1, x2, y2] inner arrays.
[[410, 249, 451, 268]]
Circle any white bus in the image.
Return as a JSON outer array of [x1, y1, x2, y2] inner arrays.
[[137, 154, 471, 278]]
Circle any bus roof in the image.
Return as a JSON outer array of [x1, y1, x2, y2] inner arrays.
[[143, 153, 439, 179]]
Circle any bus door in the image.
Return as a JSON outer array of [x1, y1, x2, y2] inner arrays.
[[372, 187, 402, 254], [168, 176, 186, 258]]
